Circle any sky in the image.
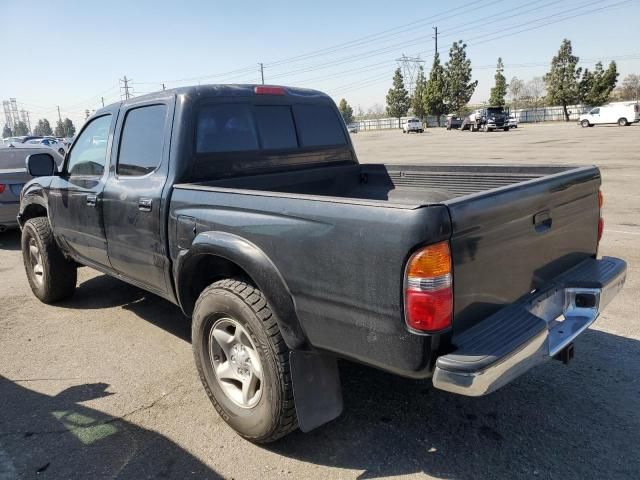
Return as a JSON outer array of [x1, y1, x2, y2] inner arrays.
[[1, 0, 639, 130]]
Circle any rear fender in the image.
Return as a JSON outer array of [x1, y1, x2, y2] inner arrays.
[[176, 231, 307, 350]]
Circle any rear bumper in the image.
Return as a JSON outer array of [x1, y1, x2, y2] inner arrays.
[[432, 256, 626, 396], [0, 201, 20, 229]]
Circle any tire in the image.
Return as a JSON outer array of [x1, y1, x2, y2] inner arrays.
[[21, 217, 77, 303], [470, 124, 476, 132], [192, 279, 297, 443], [483, 124, 489, 132], [446, 126, 451, 130], [504, 127, 509, 132], [581, 119, 590, 128], [618, 117, 628, 126]]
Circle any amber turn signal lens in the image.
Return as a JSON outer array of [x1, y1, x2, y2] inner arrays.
[[598, 190, 604, 209], [406, 241, 451, 278]]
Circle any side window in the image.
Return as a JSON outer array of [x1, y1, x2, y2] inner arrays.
[[254, 106, 297, 150], [66, 115, 111, 176], [196, 104, 258, 153], [293, 104, 347, 147], [591, 108, 600, 115], [117, 104, 167, 176]]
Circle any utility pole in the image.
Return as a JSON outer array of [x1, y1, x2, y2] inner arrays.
[[57, 105, 62, 123], [259, 63, 265, 85], [25, 111, 31, 133], [162, 83, 166, 91], [433, 26, 438, 53], [101, 97, 105, 107], [121, 76, 131, 100]]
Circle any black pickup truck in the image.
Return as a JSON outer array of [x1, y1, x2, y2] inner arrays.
[[18, 84, 626, 443]]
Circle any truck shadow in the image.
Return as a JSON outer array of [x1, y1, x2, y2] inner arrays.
[[0, 229, 21, 251], [0, 376, 222, 479], [269, 329, 640, 480]]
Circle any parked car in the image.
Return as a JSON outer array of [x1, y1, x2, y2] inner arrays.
[[462, 107, 510, 132], [579, 102, 640, 127], [446, 115, 463, 130], [2, 135, 44, 145], [508, 115, 519, 128], [0, 144, 63, 231], [347, 123, 358, 133], [18, 84, 626, 442], [402, 117, 423, 133], [25, 137, 67, 156]]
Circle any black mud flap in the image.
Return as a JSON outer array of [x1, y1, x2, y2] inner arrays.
[[290, 351, 343, 432]]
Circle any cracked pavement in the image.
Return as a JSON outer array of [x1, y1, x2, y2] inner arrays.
[[1, 123, 639, 479]]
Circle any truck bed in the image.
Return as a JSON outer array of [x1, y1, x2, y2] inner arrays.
[[177, 163, 582, 207]]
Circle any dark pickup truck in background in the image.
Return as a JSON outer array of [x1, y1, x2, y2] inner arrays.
[[18, 84, 626, 443]]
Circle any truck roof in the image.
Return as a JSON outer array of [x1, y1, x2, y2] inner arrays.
[[99, 84, 331, 113]]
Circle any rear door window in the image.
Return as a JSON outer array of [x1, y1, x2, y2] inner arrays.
[[293, 104, 347, 147], [254, 106, 297, 150], [117, 104, 167, 176], [196, 104, 258, 153]]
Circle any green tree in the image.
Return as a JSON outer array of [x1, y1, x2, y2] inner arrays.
[[386, 68, 410, 122], [54, 120, 66, 137], [444, 41, 477, 115], [2, 124, 12, 138], [338, 98, 354, 124], [423, 53, 447, 126], [411, 66, 427, 119], [14, 121, 29, 136], [63, 118, 76, 137], [580, 61, 618, 106], [545, 39, 581, 121], [33, 118, 53, 136], [489, 57, 507, 107]]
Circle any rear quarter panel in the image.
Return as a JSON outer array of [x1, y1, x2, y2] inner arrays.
[[170, 187, 451, 377]]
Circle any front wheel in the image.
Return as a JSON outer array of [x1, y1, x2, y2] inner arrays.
[[618, 117, 629, 126], [21, 217, 77, 303], [192, 279, 297, 443], [581, 119, 590, 128]]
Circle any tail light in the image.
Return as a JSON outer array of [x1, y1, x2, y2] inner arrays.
[[597, 189, 604, 244], [0, 184, 5, 194], [404, 241, 453, 333], [254, 86, 286, 95]]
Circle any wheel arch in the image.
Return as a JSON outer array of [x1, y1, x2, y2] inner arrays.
[[176, 231, 307, 350]]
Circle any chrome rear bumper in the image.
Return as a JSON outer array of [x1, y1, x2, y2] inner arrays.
[[432, 257, 626, 396]]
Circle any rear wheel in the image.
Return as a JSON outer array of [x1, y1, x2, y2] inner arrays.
[[504, 127, 510, 132], [21, 217, 77, 303], [470, 123, 476, 132], [581, 119, 590, 128], [192, 279, 297, 443], [618, 117, 629, 126]]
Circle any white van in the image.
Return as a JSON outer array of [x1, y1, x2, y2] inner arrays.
[[579, 102, 640, 127], [402, 118, 423, 133]]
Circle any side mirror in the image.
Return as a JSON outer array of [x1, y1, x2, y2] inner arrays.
[[26, 153, 58, 177]]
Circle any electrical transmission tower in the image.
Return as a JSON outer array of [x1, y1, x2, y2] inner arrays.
[[395, 54, 424, 97], [2, 101, 12, 130], [120, 76, 134, 100]]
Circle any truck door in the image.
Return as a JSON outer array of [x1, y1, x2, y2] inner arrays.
[[588, 107, 600, 123], [48, 113, 114, 268], [102, 99, 174, 296]]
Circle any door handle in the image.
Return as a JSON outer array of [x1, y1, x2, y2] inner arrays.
[[533, 210, 552, 232], [138, 198, 153, 212], [86, 194, 97, 207]]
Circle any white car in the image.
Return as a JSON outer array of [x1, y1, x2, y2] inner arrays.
[[579, 102, 640, 127], [26, 137, 67, 156], [402, 118, 423, 133], [347, 123, 359, 133], [508, 115, 519, 128]]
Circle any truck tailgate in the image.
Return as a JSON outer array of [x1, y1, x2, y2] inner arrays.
[[445, 166, 601, 333]]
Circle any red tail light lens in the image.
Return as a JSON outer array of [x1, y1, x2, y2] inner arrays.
[[254, 86, 286, 95], [0, 184, 5, 194], [404, 241, 453, 333]]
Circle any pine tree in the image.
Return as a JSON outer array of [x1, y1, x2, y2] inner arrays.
[[14, 121, 28, 136], [386, 68, 410, 122], [34, 119, 53, 136], [411, 66, 427, 119], [444, 41, 477, 115], [423, 53, 447, 126], [545, 39, 581, 121], [2, 124, 12, 138], [581, 61, 618, 106], [54, 120, 66, 137], [63, 118, 76, 137], [338, 98, 354, 124], [489, 58, 507, 107]]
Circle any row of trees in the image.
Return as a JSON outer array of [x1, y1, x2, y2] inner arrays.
[[2, 117, 76, 139], [337, 38, 639, 125]]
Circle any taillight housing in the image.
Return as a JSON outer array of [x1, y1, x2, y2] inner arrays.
[[404, 241, 453, 333], [597, 189, 604, 245], [0, 184, 5, 194], [254, 86, 286, 95]]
